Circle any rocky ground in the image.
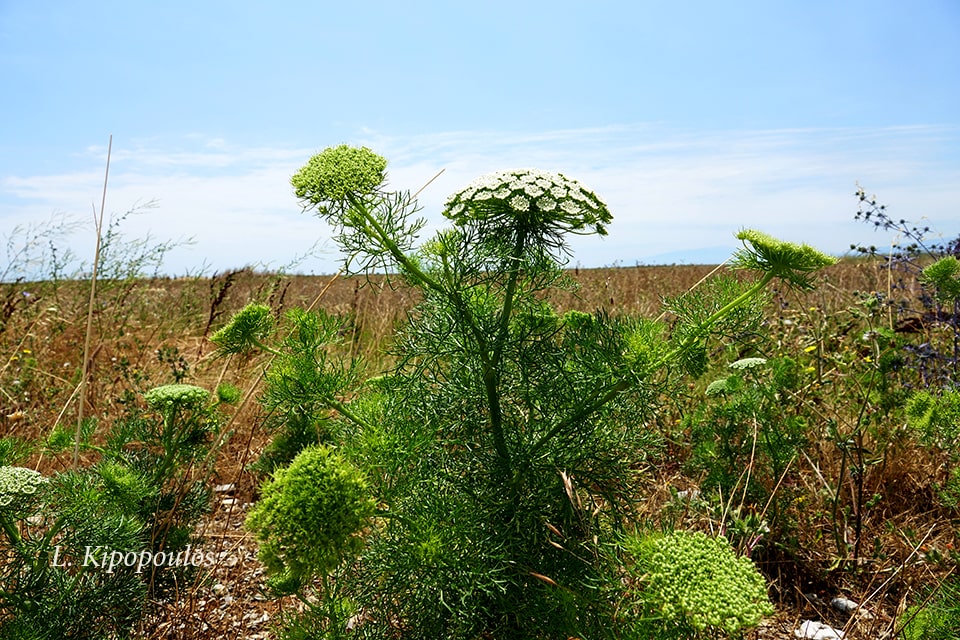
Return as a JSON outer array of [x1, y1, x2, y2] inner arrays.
[[135, 483, 292, 639]]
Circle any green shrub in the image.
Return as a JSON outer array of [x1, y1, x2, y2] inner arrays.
[[0, 465, 149, 639], [906, 389, 960, 509], [0, 382, 234, 638], [684, 356, 807, 540], [900, 577, 960, 640], [222, 144, 832, 639]]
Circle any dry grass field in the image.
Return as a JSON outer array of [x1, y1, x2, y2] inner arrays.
[[1, 259, 957, 639]]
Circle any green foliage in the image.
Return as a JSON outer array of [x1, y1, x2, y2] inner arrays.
[[683, 356, 807, 534], [906, 389, 960, 509], [227, 144, 835, 638], [665, 275, 768, 377], [624, 530, 774, 638], [907, 389, 960, 450], [245, 445, 375, 595], [900, 578, 960, 640], [216, 381, 242, 404], [0, 438, 32, 468], [0, 382, 233, 638], [920, 256, 960, 303], [0, 465, 149, 639], [213, 306, 365, 474]]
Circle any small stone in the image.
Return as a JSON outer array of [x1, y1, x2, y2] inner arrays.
[[214, 483, 236, 494], [243, 611, 270, 628], [830, 597, 874, 620], [794, 620, 845, 639]]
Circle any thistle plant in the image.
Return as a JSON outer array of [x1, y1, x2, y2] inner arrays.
[[852, 188, 960, 387], [222, 144, 834, 639], [623, 530, 774, 638]]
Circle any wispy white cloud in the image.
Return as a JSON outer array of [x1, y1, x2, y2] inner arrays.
[[2, 125, 958, 277]]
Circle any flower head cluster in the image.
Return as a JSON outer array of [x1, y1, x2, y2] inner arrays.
[[631, 530, 773, 634], [144, 384, 210, 414], [733, 229, 836, 290], [443, 168, 612, 245], [705, 378, 733, 397], [705, 359, 766, 396], [0, 466, 47, 508], [728, 357, 768, 371], [210, 303, 274, 356], [291, 145, 387, 218], [246, 445, 375, 594]]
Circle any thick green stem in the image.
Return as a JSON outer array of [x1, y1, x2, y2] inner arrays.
[[531, 271, 776, 458], [653, 271, 776, 371], [0, 513, 22, 549], [492, 231, 527, 367], [345, 193, 446, 297], [483, 230, 528, 469], [324, 395, 374, 432]]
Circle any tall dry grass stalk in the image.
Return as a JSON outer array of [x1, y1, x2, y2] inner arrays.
[[74, 134, 112, 468]]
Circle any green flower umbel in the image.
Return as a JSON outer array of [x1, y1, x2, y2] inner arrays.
[[629, 530, 774, 635], [444, 168, 612, 252], [291, 145, 388, 218], [245, 445, 376, 594], [733, 229, 836, 290], [144, 384, 211, 414]]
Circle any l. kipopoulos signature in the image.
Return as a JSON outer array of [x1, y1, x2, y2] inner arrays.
[[51, 544, 217, 574]]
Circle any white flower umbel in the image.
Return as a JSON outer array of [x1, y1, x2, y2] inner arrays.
[[0, 466, 47, 508], [443, 169, 612, 249]]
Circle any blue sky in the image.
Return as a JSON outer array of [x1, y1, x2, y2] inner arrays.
[[2, 1, 959, 276]]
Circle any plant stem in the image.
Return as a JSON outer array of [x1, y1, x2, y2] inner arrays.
[[346, 193, 446, 297], [0, 513, 22, 550], [351, 191, 515, 466], [247, 333, 375, 431], [654, 271, 776, 371], [484, 230, 528, 470], [532, 271, 777, 457], [75, 134, 112, 468]]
